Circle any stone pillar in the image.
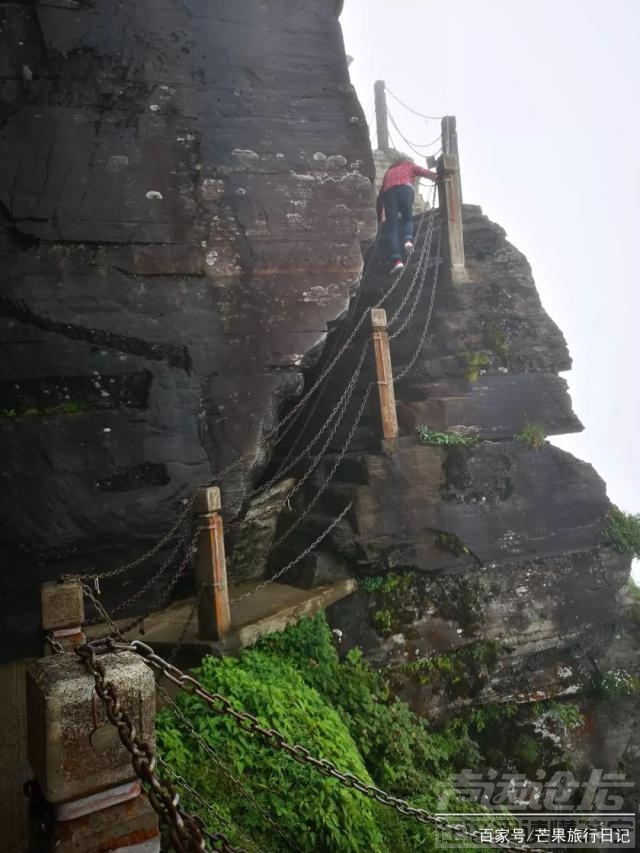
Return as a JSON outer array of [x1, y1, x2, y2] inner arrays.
[[437, 115, 468, 283], [26, 651, 160, 852], [370, 309, 399, 441], [41, 577, 86, 654], [193, 487, 231, 640], [374, 79, 389, 150]]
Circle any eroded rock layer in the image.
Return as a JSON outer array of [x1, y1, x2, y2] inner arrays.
[[260, 204, 634, 724], [0, 0, 375, 658]]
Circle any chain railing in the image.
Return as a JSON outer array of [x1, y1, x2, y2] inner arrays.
[[394, 222, 443, 382], [71, 211, 435, 586], [82, 200, 442, 629], [77, 638, 544, 853]]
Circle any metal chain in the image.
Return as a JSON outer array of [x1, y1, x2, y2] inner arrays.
[[386, 105, 443, 157], [79, 497, 198, 582], [84, 534, 189, 623], [394, 222, 444, 382], [388, 191, 439, 336], [249, 346, 370, 528], [87, 638, 544, 853], [75, 643, 217, 853], [243, 203, 432, 523], [71, 214, 428, 584], [157, 758, 256, 853], [230, 500, 353, 605], [166, 583, 207, 664], [156, 686, 299, 852], [246, 339, 370, 505], [271, 211, 427, 467], [81, 534, 197, 638], [385, 87, 443, 121], [44, 635, 65, 655], [267, 384, 372, 556]]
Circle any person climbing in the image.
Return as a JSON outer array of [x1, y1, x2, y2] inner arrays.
[[376, 157, 438, 274]]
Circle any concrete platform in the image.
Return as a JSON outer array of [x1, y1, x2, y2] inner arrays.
[[88, 579, 357, 657]]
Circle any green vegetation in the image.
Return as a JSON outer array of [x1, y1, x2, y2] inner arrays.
[[388, 641, 502, 699], [531, 700, 585, 731], [597, 667, 640, 699], [603, 507, 640, 559], [435, 531, 472, 557], [417, 425, 477, 448], [360, 573, 415, 595], [1, 401, 89, 418], [462, 701, 518, 734], [515, 420, 546, 450], [483, 322, 509, 362], [459, 351, 490, 382], [156, 615, 483, 852], [372, 608, 394, 635], [359, 572, 417, 637]]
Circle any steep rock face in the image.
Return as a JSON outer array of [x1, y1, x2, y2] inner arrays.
[[0, 0, 375, 658], [260, 204, 634, 721]]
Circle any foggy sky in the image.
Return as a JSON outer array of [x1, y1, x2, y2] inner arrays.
[[341, 0, 639, 574]]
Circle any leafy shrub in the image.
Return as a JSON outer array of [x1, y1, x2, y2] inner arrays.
[[603, 507, 640, 559], [372, 608, 394, 635], [157, 615, 481, 851], [417, 425, 477, 448], [360, 573, 415, 594], [157, 647, 386, 851], [515, 421, 546, 449], [533, 701, 585, 730], [598, 668, 640, 699]]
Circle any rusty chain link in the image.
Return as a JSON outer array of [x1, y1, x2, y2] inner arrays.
[[82, 637, 544, 853], [157, 756, 255, 852], [80, 534, 196, 637], [75, 642, 223, 852]]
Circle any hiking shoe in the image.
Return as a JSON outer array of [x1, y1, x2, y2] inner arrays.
[[390, 260, 404, 274], [404, 240, 414, 254]]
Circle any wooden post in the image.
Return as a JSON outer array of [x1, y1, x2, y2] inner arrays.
[[370, 308, 399, 441], [437, 115, 468, 282], [193, 487, 231, 640], [374, 80, 389, 151]]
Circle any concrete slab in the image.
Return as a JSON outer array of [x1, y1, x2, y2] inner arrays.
[[87, 579, 358, 657]]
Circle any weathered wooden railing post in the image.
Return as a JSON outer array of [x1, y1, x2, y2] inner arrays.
[[374, 79, 390, 150], [26, 650, 159, 851], [41, 577, 86, 654], [193, 486, 231, 640], [370, 308, 399, 441], [438, 115, 468, 282]]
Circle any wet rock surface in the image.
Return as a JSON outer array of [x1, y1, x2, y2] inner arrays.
[[0, 0, 375, 658], [262, 203, 634, 735]]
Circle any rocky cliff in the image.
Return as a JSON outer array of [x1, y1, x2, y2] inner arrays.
[[0, 0, 374, 659], [257, 202, 639, 813], [1, 0, 638, 816]]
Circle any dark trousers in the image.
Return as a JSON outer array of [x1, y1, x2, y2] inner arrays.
[[382, 184, 414, 261]]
